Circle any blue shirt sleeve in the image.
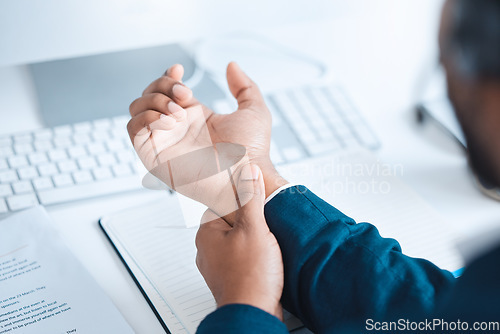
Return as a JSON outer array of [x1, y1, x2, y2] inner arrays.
[[264, 186, 456, 333], [196, 304, 288, 334]]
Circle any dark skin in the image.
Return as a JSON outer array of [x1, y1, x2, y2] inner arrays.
[[440, 0, 500, 188], [127, 0, 500, 324]]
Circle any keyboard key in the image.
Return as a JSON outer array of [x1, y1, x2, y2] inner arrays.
[[113, 115, 130, 126], [68, 146, 87, 158], [53, 136, 73, 148], [112, 164, 132, 177], [73, 133, 91, 145], [111, 128, 129, 140], [34, 129, 53, 140], [54, 125, 73, 136], [0, 199, 7, 213], [97, 153, 117, 166], [74, 122, 92, 133], [0, 184, 12, 197], [34, 140, 53, 151], [352, 123, 380, 149], [92, 167, 113, 180], [92, 130, 112, 142], [7, 194, 38, 211], [0, 170, 18, 183], [38, 175, 141, 205], [116, 150, 135, 163], [28, 152, 48, 165], [77, 156, 97, 169], [293, 89, 323, 120], [309, 88, 336, 114], [13, 133, 32, 144], [264, 97, 283, 127], [8, 155, 28, 168], [12, 181, 34, 194], [0, 158, 7, 170], [94, 118, 112, 129], [300, 132, 317, 144], [106, 139, 126, 151], [33, 177, 54, 191], [0, 147, 14, 157], [53, 174, 74, 187], [38, 163, 58, 176], [58, 160, 78, 173], [0, 137, 12, 147], [282, 147, 306, 161], [87, 143, 106, 155], [306, 141, 341, 156], [48, 149, 68, 162], [73, 170, 93, 184], [18, 166, 38, 180], [14, 143, 33, 154]]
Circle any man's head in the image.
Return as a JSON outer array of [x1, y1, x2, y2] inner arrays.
[[439, 0, 500, 187]]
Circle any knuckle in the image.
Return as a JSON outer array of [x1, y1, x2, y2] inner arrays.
[[126, 119, 134, 134], [129, 98, 140, 114], [150, 93, 167, 107]]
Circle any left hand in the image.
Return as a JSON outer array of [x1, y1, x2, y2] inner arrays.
[[127, 63, 287, 219], [195, 164, 284, 319]]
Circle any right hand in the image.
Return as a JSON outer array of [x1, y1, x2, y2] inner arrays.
[[195, 164, 284, 319]]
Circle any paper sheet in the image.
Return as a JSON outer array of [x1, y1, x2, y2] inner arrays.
[[0, 207, 133, 334]]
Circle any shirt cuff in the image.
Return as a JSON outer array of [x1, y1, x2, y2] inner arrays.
[[265, 183, 296, 204]]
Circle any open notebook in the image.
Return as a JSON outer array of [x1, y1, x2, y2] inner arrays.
[[100, 150, 464, 334], [100, 197, 303, 334]]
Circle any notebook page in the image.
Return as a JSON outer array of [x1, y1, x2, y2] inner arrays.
[[102, 198, 306, 333], [104, 200, 215, 334], [278, 150, 464, 272]]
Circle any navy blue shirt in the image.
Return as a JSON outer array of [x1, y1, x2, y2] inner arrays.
[[197, 186, 500, 333]]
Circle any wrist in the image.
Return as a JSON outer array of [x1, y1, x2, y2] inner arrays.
[[255, 159, 288, 198]]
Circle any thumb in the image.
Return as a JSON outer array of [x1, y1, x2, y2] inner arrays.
[[226, 62, 266, 111], [234, 163, 267, 231]]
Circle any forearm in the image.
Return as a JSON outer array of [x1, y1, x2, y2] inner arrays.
[[264, 186, 456, 332]]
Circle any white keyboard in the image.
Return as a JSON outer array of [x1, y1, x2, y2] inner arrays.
[[0, 116, 141, 215], [215, 83, 380, 165], [0, 83, 379, 215]]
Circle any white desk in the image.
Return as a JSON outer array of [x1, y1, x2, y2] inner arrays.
[[1, 1, 500, 333]]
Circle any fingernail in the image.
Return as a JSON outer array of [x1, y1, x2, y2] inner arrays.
[[251, 165, 260, 180], [172, 84, 192, 100], [167, 101, 185, 118]]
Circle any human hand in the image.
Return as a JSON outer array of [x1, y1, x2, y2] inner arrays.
[[195, 164, 284, 319], [127, 62, 287, 217]]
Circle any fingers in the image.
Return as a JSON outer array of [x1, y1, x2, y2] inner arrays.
[[130, 93, 186, 120], [142, 76, 195, 108], [233, 163, 267, 232], [126, 110, 177, 144], [226, 62, 266, 112], [165, 64, 184, 82], [195, 209, 231, 250]]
